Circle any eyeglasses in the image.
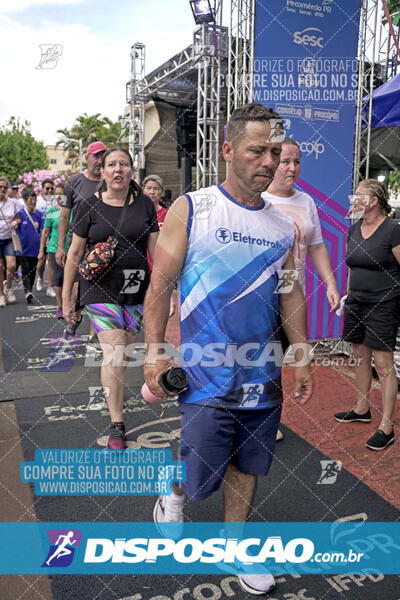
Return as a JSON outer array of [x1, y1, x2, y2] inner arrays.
[[44, 187, 54, 192], [0, 186, 8, 190]]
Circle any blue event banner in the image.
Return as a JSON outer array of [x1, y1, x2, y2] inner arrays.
[[0, 522, 399, 574], [254, 0, 362, 339]]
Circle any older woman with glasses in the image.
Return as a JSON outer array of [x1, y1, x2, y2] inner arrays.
[[143, 174, 168, 270], [0, 176, 20, 306], [335, 179, 400, 451]]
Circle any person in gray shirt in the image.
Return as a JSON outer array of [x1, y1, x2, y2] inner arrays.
[[56, 141, 106, 267], [56, 141, 106, 345]]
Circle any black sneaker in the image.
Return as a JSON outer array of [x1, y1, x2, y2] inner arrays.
[[366, 429, 395, 451], [25, 291, 33, 304], [334, 409, 371, 423]]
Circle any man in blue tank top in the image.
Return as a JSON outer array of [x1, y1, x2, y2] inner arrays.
[[143, 103, 313, 595]]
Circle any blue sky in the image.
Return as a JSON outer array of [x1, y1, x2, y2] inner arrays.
[[0, 0, 195, 144]]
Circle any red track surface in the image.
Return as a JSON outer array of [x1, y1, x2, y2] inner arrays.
[[282, 364, 400, 511]]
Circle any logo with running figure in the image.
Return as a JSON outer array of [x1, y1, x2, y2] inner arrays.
[[317, 460, 342, 485], [240, 383, 264, 408], [36, 44, 63, 69], [194, 194, 216, 218], [42, 529, 82, 567], [274, 269, 299, 294], [215, 228, 232, 244], [121, 269, 145, 294], [88, 386, 109, 410]]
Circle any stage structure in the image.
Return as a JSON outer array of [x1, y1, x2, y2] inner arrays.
[[126, 0, 254, 188], [194, 22, 228, 188], [126, 43, 146, 178], [353, 0, 400, 186], [126, 42, 196, 182]]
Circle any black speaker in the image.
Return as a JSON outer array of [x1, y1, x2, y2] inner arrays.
[[176, 109, 197, 167]]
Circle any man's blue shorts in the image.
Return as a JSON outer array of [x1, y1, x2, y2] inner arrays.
[[178, 402, 282, 501]]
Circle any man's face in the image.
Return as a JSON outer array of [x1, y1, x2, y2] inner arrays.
[[224, 121, 282, 195], [272, 144, 301, 189], [42, 182, 54, 198], [86, 151, 105, 178]]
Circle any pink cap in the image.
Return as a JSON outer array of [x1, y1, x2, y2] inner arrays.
[[85, 141, 107, 157]]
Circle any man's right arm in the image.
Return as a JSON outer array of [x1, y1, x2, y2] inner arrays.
[[56, 206, 71, 266], [143, 195, 189, 398]]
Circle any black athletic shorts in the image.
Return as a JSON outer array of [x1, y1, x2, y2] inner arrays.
[[342, 295, 400, 352]]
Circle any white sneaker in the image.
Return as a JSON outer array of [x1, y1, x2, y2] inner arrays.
[[217, 529, 275, 594], [0, 295, 6, 307], [86, 335, 102, 354], [5, 289, 16, 303], [238, 574, 275, 595], [36, 277, 43, 291], [153, 490, 185, 539], [46, 287, 56, 297]]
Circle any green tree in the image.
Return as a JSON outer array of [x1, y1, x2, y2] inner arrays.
[[0, 117, 48, 182], [96, 116, 129, 148], [56, 113, 128, 168], [387, 0, 400, 14], [387, 0, 400, 23], [389, 169, 400, 196]]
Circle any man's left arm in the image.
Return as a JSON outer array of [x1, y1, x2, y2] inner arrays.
[[280, 250, 314, 404]]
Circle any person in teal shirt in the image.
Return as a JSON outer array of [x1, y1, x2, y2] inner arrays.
[[38, 183, 70, 319]]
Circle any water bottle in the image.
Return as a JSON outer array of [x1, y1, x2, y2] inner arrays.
[[141, 367, 188, 404]]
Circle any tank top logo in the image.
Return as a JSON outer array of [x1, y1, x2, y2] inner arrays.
[[215, 227, 232, 244]]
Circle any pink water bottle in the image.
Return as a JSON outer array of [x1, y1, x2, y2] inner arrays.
[[141, 367, 188, 404]]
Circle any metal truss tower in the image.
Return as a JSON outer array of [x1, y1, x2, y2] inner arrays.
[[194, 19, 228, 188], [126, 43, 146, 174], [195, 0, 255, 186], [227, 0, 255, 119], [353, 0, 400, 188]]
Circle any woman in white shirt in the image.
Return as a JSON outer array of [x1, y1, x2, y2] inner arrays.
[[0, 176, 20, 305], [264, 138, 340, 311], [263, 138, 340, 441]]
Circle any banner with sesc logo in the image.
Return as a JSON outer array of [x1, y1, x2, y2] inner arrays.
[[254, 0, 361, 339]]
